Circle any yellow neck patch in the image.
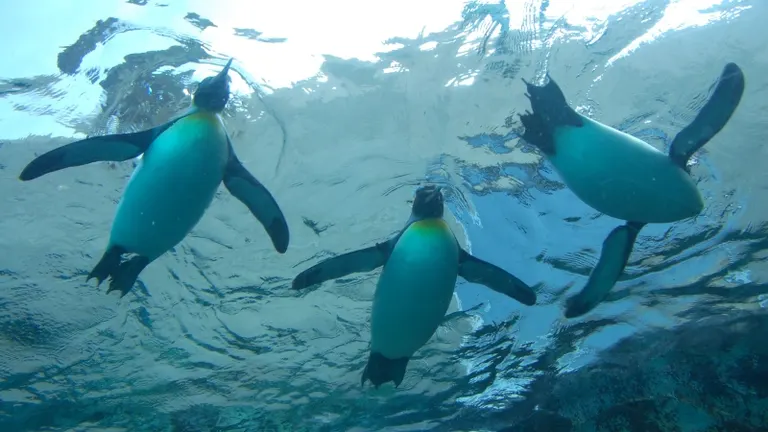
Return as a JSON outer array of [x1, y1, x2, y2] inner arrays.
[[186, 111, 221, 126], [409, 218, 450, 232]]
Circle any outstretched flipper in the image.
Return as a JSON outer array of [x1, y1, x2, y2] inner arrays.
[[458, 249, 537, 306], [292, 239, 396, 290], [19, 120, 180, 181], [223, 143, 290, 254], [88, 246, 151, 297], [361, 352, 409, 389], [564, 221, 645, 318], [669, 62, 745, 169], [518, 75, 584, 155]]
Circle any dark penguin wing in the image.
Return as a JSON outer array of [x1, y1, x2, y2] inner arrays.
[[457, 249, 537, 306], [292, 237, 397, 290], [223, 141, 290, 254], [19, 118, 183, 181], [564, 63, 745, 319], [564, 221, 644, 318], [518, 74, 584, 156], [669, 62, 745, 169]]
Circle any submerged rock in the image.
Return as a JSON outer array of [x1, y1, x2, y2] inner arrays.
[[500, 309, 768, 431]]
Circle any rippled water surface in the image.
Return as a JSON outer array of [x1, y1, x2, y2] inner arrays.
[[1, 0, 767, 431]]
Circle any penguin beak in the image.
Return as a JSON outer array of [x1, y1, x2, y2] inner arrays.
[[429, 186, 443, 201], [211, 58, 233, 86]]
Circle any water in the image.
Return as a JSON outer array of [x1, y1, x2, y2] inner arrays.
[[0, 0, 766, 430]]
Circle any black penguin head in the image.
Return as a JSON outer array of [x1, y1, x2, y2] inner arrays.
[[193, 58, 233, 112], [411, 185, 444, 219]]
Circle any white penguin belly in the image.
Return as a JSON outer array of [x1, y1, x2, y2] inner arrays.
[[370, 219, 460, 359], [549, 116, 704, 224], [109, 112, 230, 260]]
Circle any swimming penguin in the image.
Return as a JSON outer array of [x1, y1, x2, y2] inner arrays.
[[518, 62, 745, 318], [19, 59, 289, 296], [291, 185, 537, 388]]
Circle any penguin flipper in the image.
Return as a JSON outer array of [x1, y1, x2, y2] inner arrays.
[[223, 143, 289, 254], [18, 121, 178, 181], [518, 74, 583, 156], [292, 239, 395, 290], [361, 352, 410, 389], [669, 62, 745, 169], [564, 222, 645, 318], [458, 249, 537, 306]]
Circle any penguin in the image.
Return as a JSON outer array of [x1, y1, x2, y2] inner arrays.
[[19, 59, 290, 296], [291, 185, 537, 388], [518, 62, 745, 318]]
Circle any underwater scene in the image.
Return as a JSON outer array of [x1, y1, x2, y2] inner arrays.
[[1, 0, 766, 431]]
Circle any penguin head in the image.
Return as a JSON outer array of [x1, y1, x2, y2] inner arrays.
[[412, 185, 444, 219], [193, 58, 233, 112]]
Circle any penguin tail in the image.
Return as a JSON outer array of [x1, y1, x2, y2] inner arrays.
[[360, 352, 410, 389], [87, 246, 150, 297], [518, 75, 584, 156]]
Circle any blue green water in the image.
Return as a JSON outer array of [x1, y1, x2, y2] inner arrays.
[[1, 0, 767, 431]]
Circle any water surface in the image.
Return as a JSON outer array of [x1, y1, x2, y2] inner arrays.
[[1, 0, 766, 430]]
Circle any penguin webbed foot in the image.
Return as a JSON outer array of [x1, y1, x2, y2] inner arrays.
[[88, 246, 149, 297], [564, 221, 645, 318], [88, 246, 123, 286], [518, 74, 584, 156], [519, 110, 556, 155], [361, 352, 410, 389]]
